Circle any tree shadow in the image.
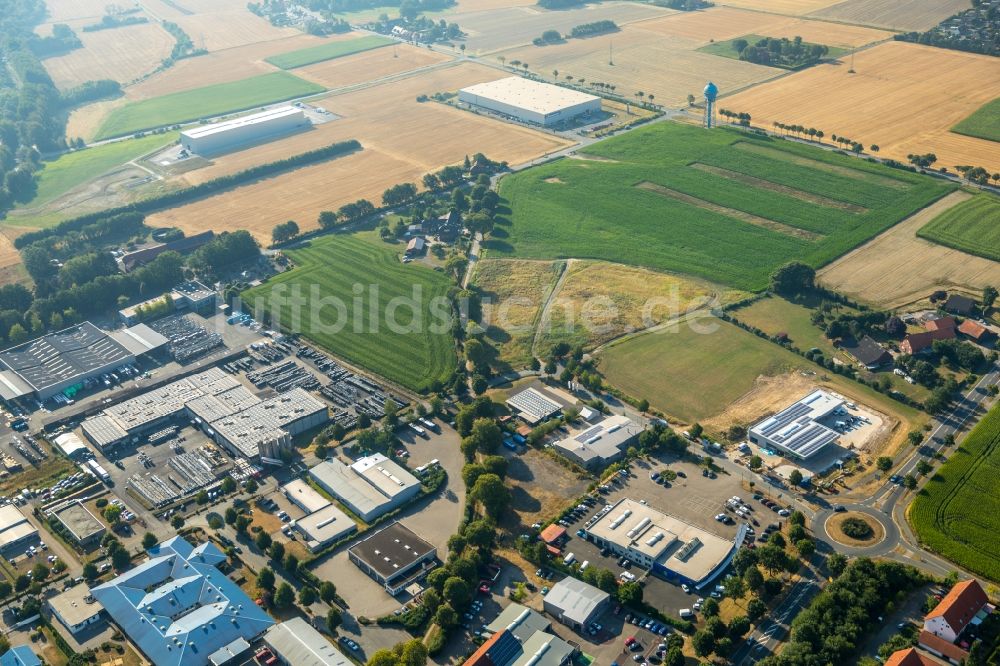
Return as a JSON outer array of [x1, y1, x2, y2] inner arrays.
[[481, 239, 513, 252]]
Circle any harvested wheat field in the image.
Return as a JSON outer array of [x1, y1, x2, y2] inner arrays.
[[712, 0, 842, 15], [810, 0, 970, 32], [123, 34, 327, 101], [137, 0, 195, 20], [497, 24, 780, 107], [295, 44, 453, 89], [173, 10, 300, 52], [43, 22, 175, 91], [42, 0, 112, 22], [66, 99, 128, 141], [818, 191, 1000, 308], [638, 7, 892, 48], [147, 63, 572, 242], [724, 41, 1000, 174]]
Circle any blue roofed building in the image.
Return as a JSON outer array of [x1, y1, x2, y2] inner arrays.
[[91, 536, 274, 666], [0, 646, 41, 666]]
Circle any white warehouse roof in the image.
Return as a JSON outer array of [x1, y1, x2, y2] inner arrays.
[[181, 106, 303, 140], [459, 77, 599, 116]]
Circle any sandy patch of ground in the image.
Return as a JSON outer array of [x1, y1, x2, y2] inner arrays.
[[819, 191, 1000, 309], [504, 448, 591, 528], [43, 22, 176, 91], [294, 43, 453, 89], [66, 99, 128, 141], [723, 41, 1000, 174]]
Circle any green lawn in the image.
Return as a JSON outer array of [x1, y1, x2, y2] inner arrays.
[[911, 403, 1000, 582], [242, 232, 456, 392], [492, 122, 954, 292], [951, 96, 1000, 142], [599, 317, 808, 422], [94, 72, 324, 140], [266, 35, 394, 69], [697, 34, 848, 68], [22, 133, 176, 209], [731, 296, 839, 356], [917, 193, 1000, 262]]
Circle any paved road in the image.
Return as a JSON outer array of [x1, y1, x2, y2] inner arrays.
[[731, 567, 821, 665]]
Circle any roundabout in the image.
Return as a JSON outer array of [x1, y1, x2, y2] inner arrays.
[[824, 510, 887, 548]]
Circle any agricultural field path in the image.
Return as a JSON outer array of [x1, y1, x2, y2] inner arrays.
[[530, 259, 571, 358]]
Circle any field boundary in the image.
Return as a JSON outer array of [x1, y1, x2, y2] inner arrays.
[[731, 141, 910, 189], [265, 35, 394, 70], [636, 180, 821, 240], [690, 162, 867, 212], [915, 192, 1000, 262]]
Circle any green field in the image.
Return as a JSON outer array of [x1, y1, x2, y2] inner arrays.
[[493, 123, 953, 292], [952, 96, 1000, 142], [599, 317, 808, 422], [917, 193, 1000, 262], [265, 35, 394, 69], [95, 72, 324, 140], [22, 133, 176, 209], [697, 34, 847, 68], [242, 233, 456, 392], [911, 403, 1000, 582]]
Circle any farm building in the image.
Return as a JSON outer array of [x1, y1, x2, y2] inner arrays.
[[0, 504, 38, 557], [585, 498, 742, 589], [922, 579, 990, 645], [458, 77, 600, 127], [405, 237, 426, 256], [91, 537, 274, 666], [842, 336, 892, 370], [553, 414, 644, 469], [264, 618, 351, 666], [901, 317, 957, 355], [51, 501, 106, 546], [542, 576, 609, 631], [48, 584, 105, 635], [180, 106, 308, 156], [943, 293, 976, 316], [347, 522, 437, 595], [308, 454, 420, 522], [748, 389, 844, 460], [505, 387, 562, 425], [958, 319, 995, 343]]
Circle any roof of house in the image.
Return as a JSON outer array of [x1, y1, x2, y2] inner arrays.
[[842, 336, 892, 366], [90, 537, 274, 666], [958, 319, 991, 340], [902, 327, 955, 354], [925, 317, 957, 332], [543, 576, 609, 626], [486, 603, 551, 642], [919, 630, 970, 662], [944, 293, 976, 314], [264, 617, 351, 666], [347, 522, 435, 580], [0, 647, 41, 666], [539, 525, 566, 545], [925, 579, 988, 634], [885, 648, 945, 666]]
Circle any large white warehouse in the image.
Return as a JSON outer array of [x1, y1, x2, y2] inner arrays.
[[458, 77, 600, 127], [180, 105, 308, 155]]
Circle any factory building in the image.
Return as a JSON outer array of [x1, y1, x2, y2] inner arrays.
[[458, 77, 600, 127], [553, 414, 644, 469], [281, 479, 358, 551], [309, 454, 420, 522], [48, 584, 105, 635], [50, 500, 106, 546], [748, 389, 844, 460], [264, 618, 351, 666], [542, 577, 609, 631], [180, 106, 308, 156], [0, 505, 38, 557], [347, 522, 436, 595]]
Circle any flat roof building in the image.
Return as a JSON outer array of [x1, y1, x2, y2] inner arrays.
[[0, 505, 38, 556], [585, 498, 741, 588], [91, 536, 274, 666], [180, 106, 308, 156], [309, 454, 420, 522], [0, 322, 135, 401], [748, 389, 843, 460], [542, 577, 609, 631], [51, 501, 106, 546], [347, 522, 437, 595], [505, 387, 562, 425], [48, 584, 104, 635], [282, 479, 330, 514], [459, 77, 600, 127], [295, 504, 357, 553], [553, 414, 644, 469], [264, 617, 351, 666]]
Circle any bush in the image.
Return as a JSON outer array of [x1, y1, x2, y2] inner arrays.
[[840, 517, 873, 539]]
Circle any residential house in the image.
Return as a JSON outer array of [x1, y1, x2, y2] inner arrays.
[[901, 318, 957, 355], [884, 648, 946, 666], [923, 579, 989, 642], [944, 293, 976, 316], [405, 237, 426, 256], [958, 319, 995, 344], [842, 336, 892, 369]]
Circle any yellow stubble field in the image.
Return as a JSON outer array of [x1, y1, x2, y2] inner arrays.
[[723, 41, 1000, 174], [42, 0, 113, 22], [711, 0, 843, 15], [810, 0, 971, 32], [42, 22, 176, 91], [145, 63, 573, 242], [172, 10, 301, 52], [294, 43, 454, 89]]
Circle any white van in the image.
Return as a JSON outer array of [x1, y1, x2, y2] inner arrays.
[[579, 560, 590, 572], [563, 552, 576, 565], [679, 609, 694, 619]]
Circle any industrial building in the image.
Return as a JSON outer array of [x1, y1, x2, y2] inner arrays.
[[91, 537, 274, 666], [282, 479, 330, 514], [553, 414, 644, 469], [0, 647, 41, 666], [458, 77, 600, 127], [80, 367, 328, 460], [51, 501, 106, 546], [120, 231, 215, 273], [295, 504, 356, 552], [748, 389, 844, 460], [52, 432, 90, 459], [264, 617, 351, 666], [0, 505, 38, 556], [542, 577, 609, 631], [470, 603, 575, 666], [505, 387, 562, 425], [48, 584, 105, 635], [347, 522, 437, 595], [180, 106, 308, 156], [585, 498, 742, 588], [119, 280, 217, 325], [0, 322, 164, 402], [309, 454, 420, 522]]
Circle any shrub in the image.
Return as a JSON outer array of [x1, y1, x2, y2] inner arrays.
[[840, 516, 873, 539]]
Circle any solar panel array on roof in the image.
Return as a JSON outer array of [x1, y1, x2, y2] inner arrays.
[[749, 390, 843, 459]]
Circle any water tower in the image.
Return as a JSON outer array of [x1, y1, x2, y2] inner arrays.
[[703, 81, 718, 129]]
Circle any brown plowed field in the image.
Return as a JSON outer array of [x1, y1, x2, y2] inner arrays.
[[723, 41, 1000, 174], [295, 43, 453, 89], [43, 22, 176, 91]]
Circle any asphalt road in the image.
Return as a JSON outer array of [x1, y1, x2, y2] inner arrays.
[[731, 567, 821, 665]]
